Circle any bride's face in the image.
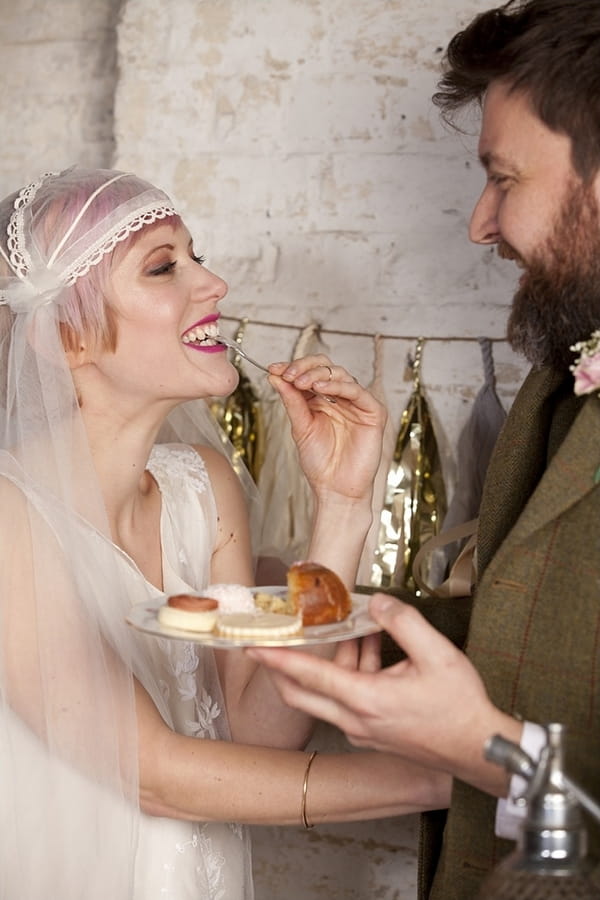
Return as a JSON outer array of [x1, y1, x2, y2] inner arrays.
[[93, 220, 239, 404]]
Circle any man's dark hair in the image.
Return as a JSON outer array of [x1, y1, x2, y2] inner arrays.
[[433, 0, 600, 180]]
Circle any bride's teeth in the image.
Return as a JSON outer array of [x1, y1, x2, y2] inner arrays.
[[182, 322, 221, 345]]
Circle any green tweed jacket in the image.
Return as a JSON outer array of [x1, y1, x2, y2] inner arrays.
[[420, 366, 600, 900]]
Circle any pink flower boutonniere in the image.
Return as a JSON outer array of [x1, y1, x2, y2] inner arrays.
[[570, 330, 600, 397], [571, 330, 600, 485]]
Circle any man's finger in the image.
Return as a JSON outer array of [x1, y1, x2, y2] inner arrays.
[[248, 646, 368, 705], [369, 594, 458, 669], [357, 632, 382, 672], [262, 666, 366, 736]]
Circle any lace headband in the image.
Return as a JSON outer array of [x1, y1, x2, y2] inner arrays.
[[0, 169, 177, 314]]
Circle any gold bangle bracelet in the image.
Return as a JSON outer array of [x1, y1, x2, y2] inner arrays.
[[301, 750, 318, 829]]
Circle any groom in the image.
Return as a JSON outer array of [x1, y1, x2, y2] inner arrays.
[[250, 1, 600, 897]]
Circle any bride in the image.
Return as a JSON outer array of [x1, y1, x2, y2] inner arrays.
[[0, 166, 446, 899]]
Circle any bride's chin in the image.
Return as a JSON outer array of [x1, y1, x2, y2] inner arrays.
[[207, 365, 240, 397]]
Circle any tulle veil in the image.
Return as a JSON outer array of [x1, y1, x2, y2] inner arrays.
[[0, 167, 256, 898]]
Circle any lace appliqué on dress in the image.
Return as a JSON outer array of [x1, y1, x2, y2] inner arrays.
[[159, 635, 221, 740], [160, 827, 227, 900], [148, 441, 211, 576], [145, 442, 230, 898], [188, 687, 221, 740], [148, 444, 221, 736], [148, 443, 209, 496], [199, 828, 227, 900]]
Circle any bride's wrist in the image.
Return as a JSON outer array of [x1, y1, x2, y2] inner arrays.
[[308, 497, 373, 581], [311, 485, 373, 512], [311, 494, 373, 530]]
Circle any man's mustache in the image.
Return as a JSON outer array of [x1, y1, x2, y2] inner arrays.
[[497, 240, 524, 265]]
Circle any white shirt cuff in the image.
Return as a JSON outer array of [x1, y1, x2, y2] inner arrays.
[[494, 721, 547, 840]]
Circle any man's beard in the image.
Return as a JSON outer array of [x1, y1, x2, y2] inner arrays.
[[505, 182, 600, 370]]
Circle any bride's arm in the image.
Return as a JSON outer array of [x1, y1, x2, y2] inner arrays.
[[135, 677, 451, 825], [199, 353, 386, 750], [1, 472, 450, 829], [267, 354, 385, 586], [0, 473, 451, 829], [198, 444, 322, 748]]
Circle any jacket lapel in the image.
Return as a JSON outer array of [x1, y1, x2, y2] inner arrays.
[[501, 392, 600, 545], [477, 366, 574, 577]]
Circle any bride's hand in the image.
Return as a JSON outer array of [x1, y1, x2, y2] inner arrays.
[[267, 355, 386, 503]]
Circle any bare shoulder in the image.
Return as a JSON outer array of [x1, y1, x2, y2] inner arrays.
[[189, 445, 253, 575], [190, 442, 231, 471], [189, 443, 243, 492]]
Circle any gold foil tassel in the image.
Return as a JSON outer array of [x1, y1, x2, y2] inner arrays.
[[372, 339, 447, 593], [209, 319, 265, 482]]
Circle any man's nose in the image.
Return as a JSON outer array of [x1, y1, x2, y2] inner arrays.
[[468, 184, 500, 245]]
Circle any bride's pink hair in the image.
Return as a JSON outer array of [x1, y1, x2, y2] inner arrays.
[[35, 169, 181, 353]]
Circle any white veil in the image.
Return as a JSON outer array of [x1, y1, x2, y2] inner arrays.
[[0, 167, 255, 898]]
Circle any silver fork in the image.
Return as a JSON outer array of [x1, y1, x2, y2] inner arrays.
[[217, 335, 336, 402], [217, 335, 271, 373]]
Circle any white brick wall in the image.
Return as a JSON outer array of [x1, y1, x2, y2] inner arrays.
[[0, 0, 121, 187], [112, 0, 529, 496], [0, 0, 530, 480], [0, 2, 530, 895]]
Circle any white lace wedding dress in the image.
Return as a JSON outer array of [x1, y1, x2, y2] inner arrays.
[[132, 443, 253, 900], [0, 443, 254, 900]]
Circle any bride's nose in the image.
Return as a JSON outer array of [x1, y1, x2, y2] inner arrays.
[[193, 267, 228, 303]]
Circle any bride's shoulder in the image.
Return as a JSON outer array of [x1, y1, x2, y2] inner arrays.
[[148, 442, 210, 494], [148, 442, 241, 503]]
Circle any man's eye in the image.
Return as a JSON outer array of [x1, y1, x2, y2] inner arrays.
[[488, 173, 510, 188], [149, 261, 176, 275]]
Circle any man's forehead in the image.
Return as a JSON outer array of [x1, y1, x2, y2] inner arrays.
[[477, 83, 529, 159], [477, 82, 572, 175]]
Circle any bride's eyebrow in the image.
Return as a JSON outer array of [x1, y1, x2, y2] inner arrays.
[[140, 242, 175, 263], [138, 229, 192, 263]]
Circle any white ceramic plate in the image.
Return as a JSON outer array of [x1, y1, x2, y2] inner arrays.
[[126, 586, 380, 647]]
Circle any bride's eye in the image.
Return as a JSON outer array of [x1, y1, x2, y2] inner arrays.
[[191, 253, 206, 265], [148, 260, 176, 276]]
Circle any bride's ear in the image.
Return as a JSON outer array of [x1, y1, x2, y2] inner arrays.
[[26, 318, 93, 369], [59, 322, 95, 370], [64, 341, 92, 370]]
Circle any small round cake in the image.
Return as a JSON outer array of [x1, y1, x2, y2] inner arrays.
[[158, 594, 219, 633], [216, 612, 302, 640], [287, 561, 352, 626]]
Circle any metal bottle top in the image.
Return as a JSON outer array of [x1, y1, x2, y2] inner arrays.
[[519, 723, 586, 868], [485, 722, 600, 876], [480, 724, 600, 898]]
